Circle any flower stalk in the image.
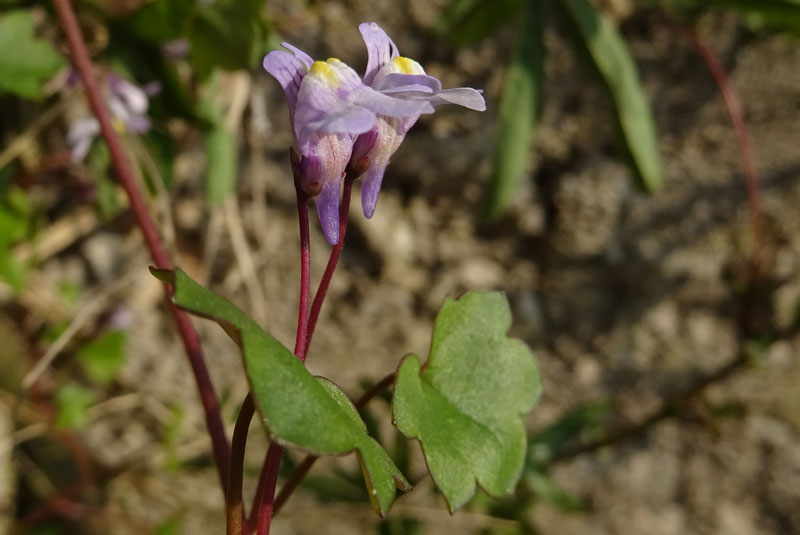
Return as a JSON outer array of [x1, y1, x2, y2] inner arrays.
[[52, 0, 231, 493]]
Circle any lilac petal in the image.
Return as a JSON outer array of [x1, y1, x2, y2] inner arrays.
[[263, 49, 309, 110], [125, 114, 151, 133], [372, 73, 442, 95], [359, 22, 398, 85], [426, 87, 486, 111], [67, 117, 100, 162], [280, 42, 313, 68], [294, 95, 375, 147], [316, 180, 342, 245], [361, 161, 390, 219], [110, 77, 150, 115], [348, 85, 433, 118]]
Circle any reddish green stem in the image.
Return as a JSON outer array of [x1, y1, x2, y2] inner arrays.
[[687, 30, 763, 268], [52, 0, 230, 491], [249, 173, 357, 533], [305, 174, 357, 355], [227, 394, 255, 535], [294, 183, 312, 359], [255, 443, 283, 535]]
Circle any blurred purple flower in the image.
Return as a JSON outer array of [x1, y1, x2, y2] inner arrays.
[[263, 43, 430, 244], [352, 22, 486, 218], [67, 74, 159, 162]]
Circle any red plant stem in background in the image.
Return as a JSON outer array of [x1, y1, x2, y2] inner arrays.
[[227, 394, 255, 535], [305, 174, 357, 353], [688, 31, 764, 267], [52, 0, 231, 491]]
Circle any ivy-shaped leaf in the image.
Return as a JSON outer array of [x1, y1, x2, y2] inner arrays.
[[392, 292, 541, 511], [0, 10, 65, 100], [151, 268, 409, 515]]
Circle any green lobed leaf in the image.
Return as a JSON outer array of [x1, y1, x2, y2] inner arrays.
[[0, 10, 65, 100], [152, 267, 410, 515], [392, 292, 541, 511], [485, 0, 545, 219], [560, 0, 663, 192]]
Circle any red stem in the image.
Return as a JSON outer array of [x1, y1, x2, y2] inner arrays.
[[687, 30, 763, 268], [255, 443, 283, 535], [245, 179, 314, 534], [52, 0, 230, 490], [294, 187, 312, 360], [248, 174, 357, 533], [227, 394, 255, 535], [305, 174, 356, 354]]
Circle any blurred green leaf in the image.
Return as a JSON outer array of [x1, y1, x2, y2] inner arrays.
[[0, 188, 32, 291], [199, 74, 237, 205], [527, 400, 612, 466], [127, 0, 196, 43], [55, 383, 95, 429], [0, 246, 27, 292], [708, 0, 800, 31], [392, 292, 541, 511], [525, 467, 584, 511], [163, 405, 185, 470], [152, 267, 410, 515], [561, 0, 663, 191], [142, 130, 177, 189], [86, 142, 121, 219], [189, 0, 267, 79], [0, 10, 65, 99], [436, 0, 522, 46], [76, 329, 126, 385], [204, 120, 237, 205], [646, 0, 800, 31], [485, 0, 545, 219], [154, 516, 183, 535]]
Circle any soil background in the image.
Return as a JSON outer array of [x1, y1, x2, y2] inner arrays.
[[3, 2, 800, 534]]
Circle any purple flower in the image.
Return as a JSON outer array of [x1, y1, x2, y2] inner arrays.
[[67, 74, 159, 162], [352, 22, 486, 218], [263, 43, 431, 244]]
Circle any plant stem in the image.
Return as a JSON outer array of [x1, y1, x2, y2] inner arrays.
[[272, 372, 396, 514], [686, 29, 763, 270], [52, 0, 230, 491], [294, 185, 312, 359], [247, 177, 313, 534], [305, 174, 356, 354], [250, 174, 358, 533], [227, 394, 255, 535], [255, 443, 283, 535]]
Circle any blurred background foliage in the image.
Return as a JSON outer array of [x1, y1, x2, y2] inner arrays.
[[1, 0, 799, 533]]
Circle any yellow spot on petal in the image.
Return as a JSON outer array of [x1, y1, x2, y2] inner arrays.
[[393, 56, 424, 75], [309, 60, 339, 86]]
